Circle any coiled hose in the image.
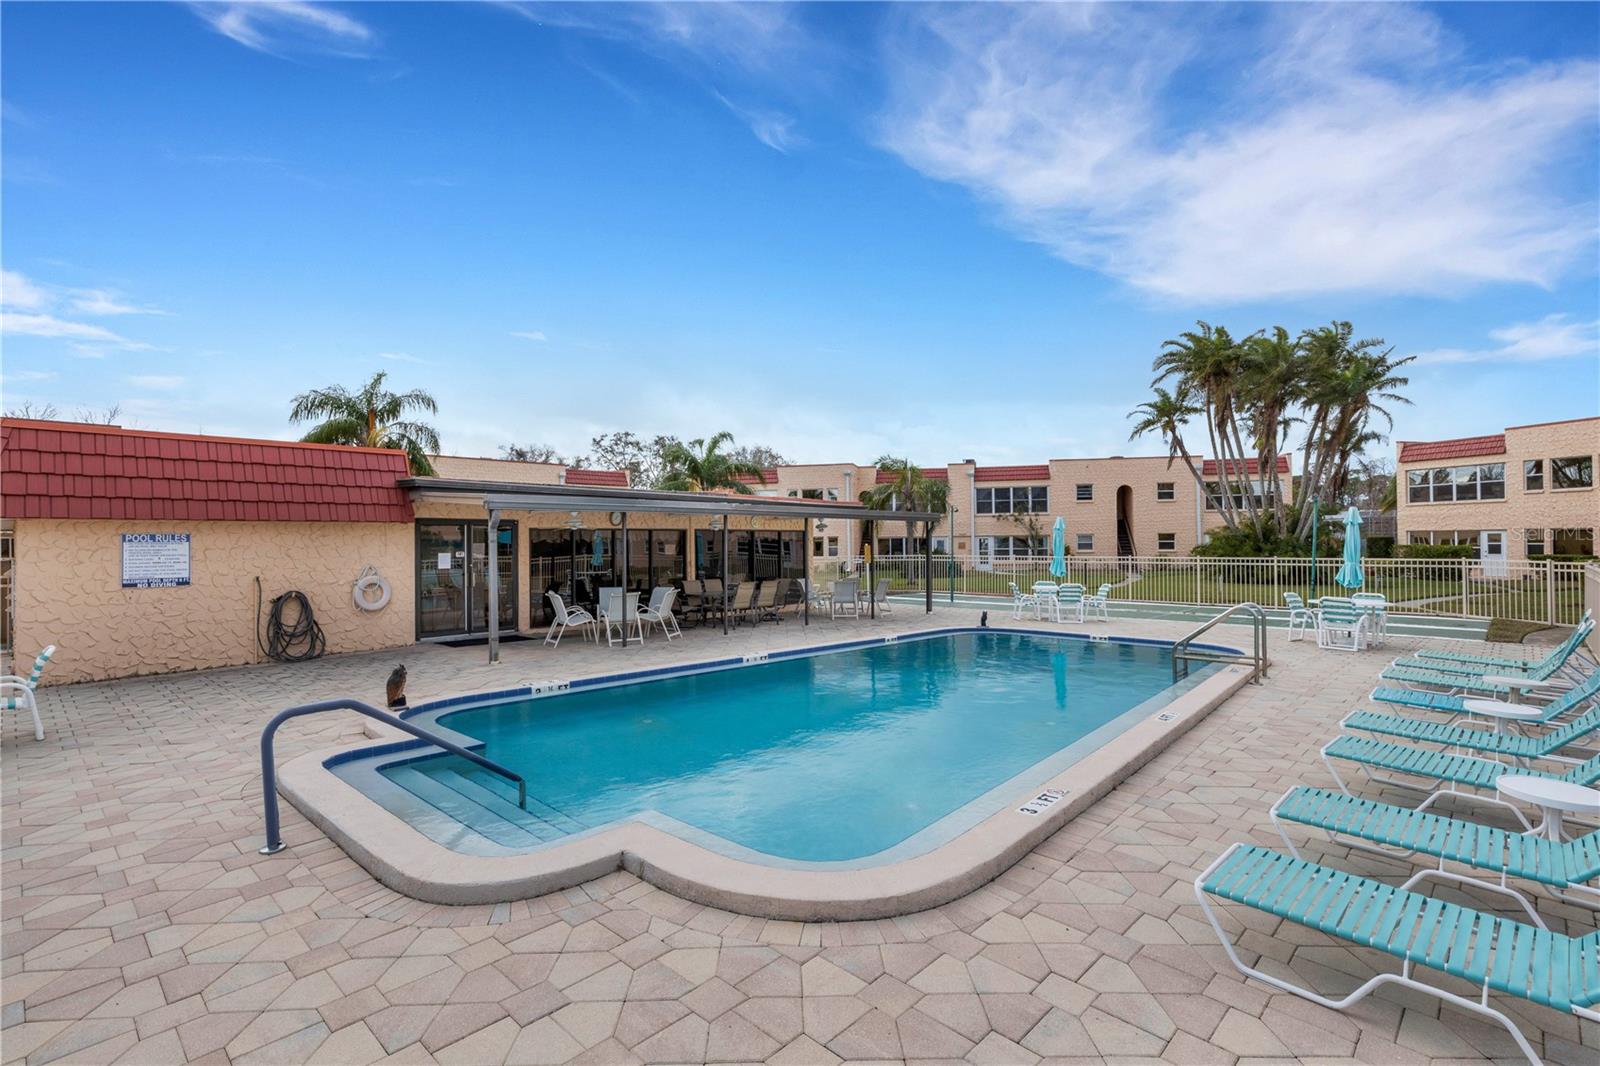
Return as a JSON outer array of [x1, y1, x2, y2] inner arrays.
[[256, 577, 327, 663]]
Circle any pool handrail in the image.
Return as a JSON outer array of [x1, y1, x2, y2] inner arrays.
[[258, 697, 527, 855], [1173, 602, 1269, 684]]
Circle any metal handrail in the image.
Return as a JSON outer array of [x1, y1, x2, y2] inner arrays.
[[258, 697, 526, 855], [1173, 602, 1269, 685]]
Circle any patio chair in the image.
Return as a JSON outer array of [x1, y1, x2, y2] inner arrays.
[[637, 586, 681, 641], [1, 645, 55, 741], [831, 579, 860, 620], [1314, 596, 1367, 652], [1381, 664, 1517, 697], [1055, 584, 1086, 624], [1338, 703, 1600, 763], [1417, 612, 1594, 674], [868, 578, 891, 616], [598, 587, 643, 646], [1398, 618, 1595, 682], [1370, 667, 1600, 726], [1009, 582, 1038, 620], [1083, 583, 1112, 623], [544, 592, 597, 647], [726, 582, 759, 626], [1351, 592, 1388, 645], [1282, 592, 1315, 642], [1270, 785, 1600, 925], [1194, 842, 1600, 1065], [1320, 737, 1600, 829], [757, 579, 787, 622]]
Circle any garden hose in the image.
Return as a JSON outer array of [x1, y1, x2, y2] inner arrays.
[[256, 576, 327, 663]]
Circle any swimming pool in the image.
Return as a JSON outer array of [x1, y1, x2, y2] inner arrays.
[[333, 629, 1220, 868]]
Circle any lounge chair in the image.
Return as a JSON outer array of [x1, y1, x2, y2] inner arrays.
[[637, 586, 680, 641], [1320, 737, 1600, 829], [1195, 842, 1600, 1065], [1083, 583, 1112, 623], [543, 593, 595, 647], [831, 579, 860, 620], [1400, 618, 1594, 681], [1055, 583, 1086, 623], [1009, 582, 1038, 620], [598, 588, 643, 646], [1283, 592, 1315, 642], [1372, 669, 1600, 727], [1270, 785, 1600, 925], [1, 645, 55, 741], [1381, 664, 1513, 696], [1338, 703, 1600, 763], [1418, 611, 1593, 669], [1315, 596, 1368, 652]]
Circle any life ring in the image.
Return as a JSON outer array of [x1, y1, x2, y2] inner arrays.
[[353, 566, 392, 612]]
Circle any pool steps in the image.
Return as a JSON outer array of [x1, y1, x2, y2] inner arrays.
[[386, 762, 585, 847]]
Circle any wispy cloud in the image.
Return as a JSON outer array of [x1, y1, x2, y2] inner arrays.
[[714, 92, 804, 153], [69, 288, 169, 316], [1, 269, 163, 352], [878, 4, 1599, 303], [1, 369, 57, 383], [128, 374, 187, 391], [1, 268, 48, 311], [190, 2, 373, 58], [1, 312, 152, 350], [377, 351, 427, 364], [1414, 314, 1600, 365], [510, 330, 547, 342]]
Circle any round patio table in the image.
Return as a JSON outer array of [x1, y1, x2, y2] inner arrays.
[[1495, 775, 1600, 841]]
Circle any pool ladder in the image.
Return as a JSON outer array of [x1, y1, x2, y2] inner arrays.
[[257, 697, 527, 855], [1172, 602, 1269, 685]]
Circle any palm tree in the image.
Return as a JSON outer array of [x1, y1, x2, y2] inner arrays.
[[1152, 321, 1260, 530], [1127, 386, 1205, 488], [1239, 326, 1302, 528], [289, 371, 441, 475], [859, 457, 950, 552], [658, 432, 765, 493]]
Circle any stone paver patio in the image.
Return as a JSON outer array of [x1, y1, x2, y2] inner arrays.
[[4, 609, 1596, 1065]]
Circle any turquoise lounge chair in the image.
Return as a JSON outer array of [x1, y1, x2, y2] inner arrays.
[[1417, 612, 1593, 673], [1371, 669, 1600, 725], [1339, 704, 1600, 762], [1271, 785, 1600, 925], [1369, 685, 1471, 715], [1394, 621, 1593, 680], [1381, 664, 1512, 697], [1321, 737, 1600, 828], [1195, 843, 1600, 1065]]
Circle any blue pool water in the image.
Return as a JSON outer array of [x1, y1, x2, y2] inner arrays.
[[365, 631, 1205, 863]]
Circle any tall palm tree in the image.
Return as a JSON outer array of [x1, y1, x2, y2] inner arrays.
[[1153, 321, 1259, 530], [859, 457, 950, 551], [289, 371, 441, 475], [1127, 386, 1204, 487], [658, 432, 765, 493], [1240, 326, 1302, 528]]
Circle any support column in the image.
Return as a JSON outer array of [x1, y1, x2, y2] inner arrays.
[[619, 513, 629, 648], [721, 518, 730, 635], [925, 519, 934, 614], [487, 508, 501, 664]]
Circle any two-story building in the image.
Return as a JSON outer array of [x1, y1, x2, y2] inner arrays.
[[1395, 416, 1599, 570], [743, 454, 1293, 562]]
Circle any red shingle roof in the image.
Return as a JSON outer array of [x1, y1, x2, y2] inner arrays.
[[0, 419, 414, 523], [734, 468, 779, 485], [1398, 435, 1507, 463], [974, 465, 1050, 482], [564, 467, 629, 487], [875, 467, 947, 484], [1200, 456, 1292, 476]]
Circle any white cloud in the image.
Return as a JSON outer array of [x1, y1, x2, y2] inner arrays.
[[878, 4, 1599, 303], [1, 369, 57, 383], [714, 92, 804, 153], [190, 2, 372, 57], [510, 330, 547, 342], [0, 270, 163, 351], [128, 375, 187, 391], [68, 288, 168, 316], [1, 312, 151, 350], [1414, 314, 1600, 365], [1, 269, 48, 310]]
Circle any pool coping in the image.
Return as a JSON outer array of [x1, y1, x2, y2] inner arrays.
[[276, 628, 1255, 920]]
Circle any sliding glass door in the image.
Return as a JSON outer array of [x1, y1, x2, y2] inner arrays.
[[416, 520, 517, 638]]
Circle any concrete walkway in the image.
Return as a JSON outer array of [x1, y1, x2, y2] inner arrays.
[[3, 610, 1594, 1065]]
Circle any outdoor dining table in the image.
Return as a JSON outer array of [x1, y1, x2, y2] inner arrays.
[[1312, 594, 1388, 645]]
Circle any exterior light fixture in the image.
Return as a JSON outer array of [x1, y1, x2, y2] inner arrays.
[[565, 511, 583, 530]]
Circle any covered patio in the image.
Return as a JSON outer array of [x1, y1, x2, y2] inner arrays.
[[400, 476, 943, 661]]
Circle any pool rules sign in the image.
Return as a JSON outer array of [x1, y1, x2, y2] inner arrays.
[[121, 533, 191, 588]]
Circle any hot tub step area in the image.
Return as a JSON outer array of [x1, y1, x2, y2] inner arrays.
[[384, 764, 583, 847]]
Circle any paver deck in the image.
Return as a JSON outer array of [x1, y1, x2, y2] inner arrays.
[[4, 610, 1596, 1065]]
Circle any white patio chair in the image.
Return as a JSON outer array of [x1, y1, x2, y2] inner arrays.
[[868, 578, 891, 616], [1315, 595, 1368, 653], [830, 579, 860, 620], [1009, 582, 1038, 620], [1055, 584, 1086, 623], [1032, 581, 1060, 622], [637, 586, 681, 641], [1282, 592, 1315, 642], [1, 645, 54, 741], [1351, 592, 1388, 646], [599, 587, 644, 646], [544, 592, 596, 647], [1084, 583, 1113, 622]]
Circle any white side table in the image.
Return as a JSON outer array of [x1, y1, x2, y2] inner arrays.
[[1495, 775, 1600, 841]]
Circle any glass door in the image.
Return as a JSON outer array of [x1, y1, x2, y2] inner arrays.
[[468, 523, 518, 633], [1479, 530, 1507, 578], [418, 522, 468, 637]]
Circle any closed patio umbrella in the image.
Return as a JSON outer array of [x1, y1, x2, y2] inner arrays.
[[1335, 507, 1364, 589], [592, 530, 605, 569], [1050, 516, 1067, 579]]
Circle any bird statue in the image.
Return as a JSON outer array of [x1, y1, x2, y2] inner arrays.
[[386, 664, 408, 709]]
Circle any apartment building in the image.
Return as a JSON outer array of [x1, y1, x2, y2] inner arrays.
[[1395, 416, 1599, 569], [744, 455, 1292, 561]]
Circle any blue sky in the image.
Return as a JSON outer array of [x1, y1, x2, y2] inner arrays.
[[3, 1, 1597, 466]]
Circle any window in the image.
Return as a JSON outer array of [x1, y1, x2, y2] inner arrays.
[[1524, 460, 1544, 492], [1075, 483, 1093, 501], [1156, 482, 1175, 501], [1552, 456, 1594, 489], [1076, 533, 1094, 552], [1404, 463, 1505, 503], [1408, 530, 1481, 547], [790, 487, 839, 499], [1157, 532, 1176, 551], [1526, 528, 1546, 556], [877, 536, 929, 556], [1205, 480, 1274, 511], [975, 486, 1048, 514], [1552, 528, 1596, 557]]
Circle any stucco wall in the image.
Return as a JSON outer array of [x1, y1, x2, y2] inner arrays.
[[428, 455, 566, 484], [13, 519, 414, 685]]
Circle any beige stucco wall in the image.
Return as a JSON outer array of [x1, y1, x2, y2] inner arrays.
[[1396, 417, 1599, 561], [13, 519, 415, 685], [429, 455, 566, 484]]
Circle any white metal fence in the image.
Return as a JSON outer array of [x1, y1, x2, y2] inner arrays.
[[813, 554, 1590, 627]]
